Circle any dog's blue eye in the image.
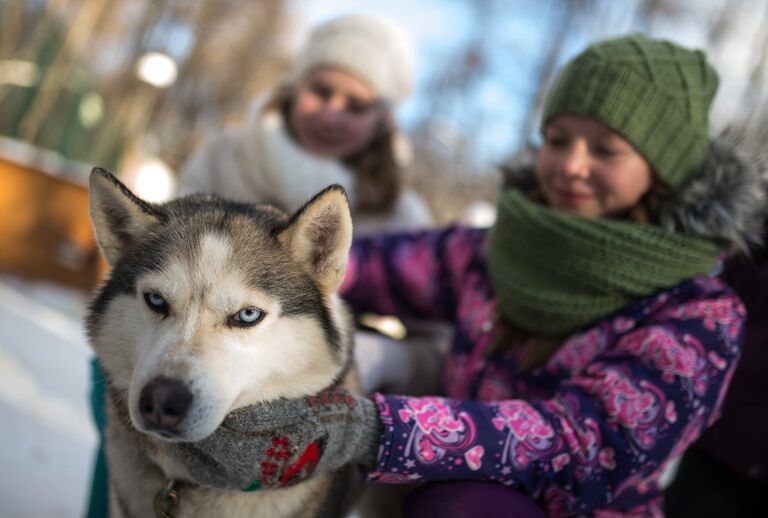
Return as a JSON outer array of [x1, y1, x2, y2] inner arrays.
[[231, 307, 264, 326], [144, 292, 169, 314]]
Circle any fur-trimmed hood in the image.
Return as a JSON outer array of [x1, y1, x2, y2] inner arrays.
[[501, 137, 767, 253]]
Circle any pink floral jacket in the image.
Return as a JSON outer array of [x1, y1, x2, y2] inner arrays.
[[341, 226, 745, 517]]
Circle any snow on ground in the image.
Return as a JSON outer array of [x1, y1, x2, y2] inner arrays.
[[0, 274, 96, 518]]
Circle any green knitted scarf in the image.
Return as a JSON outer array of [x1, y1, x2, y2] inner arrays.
[[487, 189, 721, 337]]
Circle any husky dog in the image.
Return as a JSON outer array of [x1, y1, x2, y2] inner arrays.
[[87, 167, 361, 518]]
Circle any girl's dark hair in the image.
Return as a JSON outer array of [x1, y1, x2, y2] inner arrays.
[[627, 179, 672, 225], [343, 125, 402, 214], [269, 83, 403, 215]]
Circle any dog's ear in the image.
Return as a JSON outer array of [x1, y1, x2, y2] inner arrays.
[[277, 185, 353, 294], [89, 167, 161, 266]]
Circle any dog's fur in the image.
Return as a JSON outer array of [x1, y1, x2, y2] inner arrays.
[[87, 167, 361, 517]]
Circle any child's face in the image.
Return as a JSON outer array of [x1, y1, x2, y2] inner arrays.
[[289, 67, 386, 159], [536, 115, 653, 219]]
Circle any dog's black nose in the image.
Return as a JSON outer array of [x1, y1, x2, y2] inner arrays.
[[139, 377, 193, 430]]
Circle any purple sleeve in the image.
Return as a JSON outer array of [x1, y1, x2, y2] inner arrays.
[[366, 292, 745, 514], [341, 226, 486, 321]]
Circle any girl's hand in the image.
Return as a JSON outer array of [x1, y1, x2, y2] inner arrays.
[[175, 388, 381, 491]]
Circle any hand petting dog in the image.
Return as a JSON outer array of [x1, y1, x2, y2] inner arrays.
[[175, 389, 382, 491]]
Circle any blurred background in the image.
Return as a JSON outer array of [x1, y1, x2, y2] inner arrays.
[[2, 0, 768, 516]]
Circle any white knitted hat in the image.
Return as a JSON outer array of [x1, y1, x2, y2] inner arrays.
[[292, 14, 414, 105]]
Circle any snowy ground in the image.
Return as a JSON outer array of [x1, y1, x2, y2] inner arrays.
[[0, 274, 96, 518]]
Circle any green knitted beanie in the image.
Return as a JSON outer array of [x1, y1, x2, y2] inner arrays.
[[542, 34, 719, 188]]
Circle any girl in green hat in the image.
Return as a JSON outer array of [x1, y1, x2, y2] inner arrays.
[[163, 34, 766, 517]]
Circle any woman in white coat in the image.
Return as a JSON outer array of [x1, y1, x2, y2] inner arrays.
[[177, 14, 432, 237]]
